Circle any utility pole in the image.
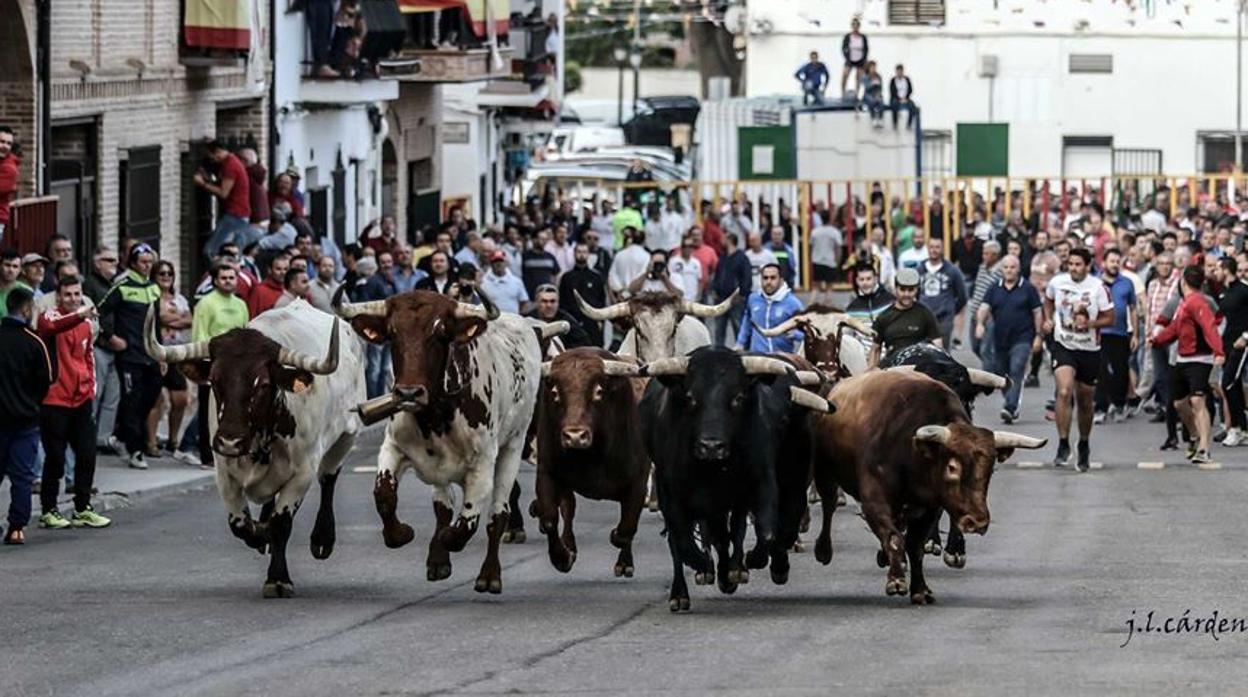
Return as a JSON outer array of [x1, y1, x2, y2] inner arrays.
[[632, 0, 642, 120], [1238, 0, 1244, 173]]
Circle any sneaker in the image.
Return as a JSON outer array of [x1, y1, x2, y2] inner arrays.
[[1185, 443, 1198, 461], [1054, 440, 1071, 467], [127, 452, 149, 470], [1191, 450, 1213, 465], [1000, 408, 1014, 425], [1076, 442, 1090, 472], [1223, 428, 1246, 447], [1160, 437, 1179, 451], [71, 507, 112, 528], [1213, 429, 1228, 443], [107, 435, 126, 458], [173, 450, 203, 467], [1024, 374, 1040, 388], [1093, 412, 1106, 425], [38, 510, 72, 530]]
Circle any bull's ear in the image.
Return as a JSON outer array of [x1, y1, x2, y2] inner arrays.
[[943, 458, 963, 483], [276, 367, 316, 394], [351, 316, 389, 344], [995, 447, 1016, 463], [453, 317, 487, 344], [179, 360, 211, 385]]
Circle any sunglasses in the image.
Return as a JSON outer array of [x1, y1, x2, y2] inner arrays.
[[99, 257, 118, 263], [156, 271, 174, 278]]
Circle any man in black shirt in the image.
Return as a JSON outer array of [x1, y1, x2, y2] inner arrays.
[[559, 242, 607, 347], [1219, 256, 1248, 445], [527, 284, 593, 349], [869, 267, 940, 367], [522, 229, 560, 298]]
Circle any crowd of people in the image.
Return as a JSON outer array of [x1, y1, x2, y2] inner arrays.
[[793, 17, 918, 129]]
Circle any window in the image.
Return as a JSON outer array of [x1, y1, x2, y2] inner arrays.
[[119, 145, 161, 250], [1197, 133, 1247, 173], [921, 130, 952, 179], [888, 0, 945, 26], [1068, 54, 1113, 74], [1062, 136, 1113, 177]]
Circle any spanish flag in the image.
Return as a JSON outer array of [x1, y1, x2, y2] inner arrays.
[[185, 0, 251, 51], [399, 0, 508, 40]]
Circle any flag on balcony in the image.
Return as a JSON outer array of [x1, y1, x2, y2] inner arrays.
[[398, 0, 508, 40], [185, 0, 252, 51]]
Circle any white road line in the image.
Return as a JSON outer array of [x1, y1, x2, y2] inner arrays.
[[352, 465, 378, 474], [1137, 462, 1165, 470], [1016, 461, 1045, 469], [1089, 462, 1104, 470], [1198, 462, 1223, 471]]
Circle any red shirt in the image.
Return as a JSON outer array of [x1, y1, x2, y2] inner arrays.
[[1154, 292, 1225, 359], [0, 154, 20, 226], [36, 308, 95, 408], [248, 277, 285, 318], [702, 218, 726, 257], [219, 153, 251, 220]]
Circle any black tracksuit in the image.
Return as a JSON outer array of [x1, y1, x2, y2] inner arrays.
[[1220, 279, 1248, 430], [0, 316, 54, 530], [97, 269, 162, 456]]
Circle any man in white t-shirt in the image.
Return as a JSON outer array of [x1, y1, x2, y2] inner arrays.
[[743, 231, 778, 293], [668, 236, 703, 301], [1042, 247, 1115, 471], [897, 226, 927, 270], [809, 211, 843, 304]]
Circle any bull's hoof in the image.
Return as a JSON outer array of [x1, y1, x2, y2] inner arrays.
[[770, 566, 790, 585], [910, 589, 936, 605], [943, 551, 966, 569], [528, 500, 539, 518], [744, 547, 769, 570], [923, 538, 942, 556], [717, 578, 738, 595], [438, 525, 474, 553], [876, 549, 888, 568], [501, 529, 526, 544], [885, 578, 907, 596], [426, 562, 453, 582], [382, 523, 415, 549], [262, 580, 296, 599], [669, 596, 690, 613], [613, 562, 635, 578], [814, 537, 833, 565], [309, 541, 334, 560], [792, 538, 807, 554], [474, 575, 503, 594], [550, 550, 576, 573], [693, 571, 712, 586], [727, 568, 750, 584]]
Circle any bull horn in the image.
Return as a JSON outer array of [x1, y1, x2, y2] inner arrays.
[[914, 424, 952, 445], [476, 287, 501, 320], [541, 362, 552, 378], [993, 431, 1048, 449], [331, 284, 387, 319], [841, 315, 874, 336], [601, 359, 641, 377], [453, 302, 493, 321], [278, 321, 340, 375], [536, 320, 570, 340], [789, 386, 834, 413], [757, 315, 801, 338], [144, 305, 210, 364], [740, 356, 796, 376], [680, 289, 738, 318], [639, 356, 690, 376], [794, 370, 824, 386], [575, 290, 631, 321], [966, 368, 1009, 390]]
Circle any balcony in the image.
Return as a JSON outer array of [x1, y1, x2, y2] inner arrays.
[[297, 75, 401, 105], [180, 0, 251, 67], [393, 46, 514, 83], [7, 196, 60, 254]]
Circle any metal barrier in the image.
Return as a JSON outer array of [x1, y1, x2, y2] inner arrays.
[[520, 174, 1244, 291]]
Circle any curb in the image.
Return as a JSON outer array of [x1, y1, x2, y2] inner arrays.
[[51, 471, 217, 517]]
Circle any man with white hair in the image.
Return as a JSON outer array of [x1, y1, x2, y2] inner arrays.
[[976, 254, 1043, 423], [968, 239, 1004, 368]]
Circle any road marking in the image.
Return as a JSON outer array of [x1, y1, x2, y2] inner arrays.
[[1198, 462, 1223, 471], [352, 465, 377, 474], [1016, 461, 1044, 469], [1138, 462, 1165, 470], [1089, 462, 1104, 470]]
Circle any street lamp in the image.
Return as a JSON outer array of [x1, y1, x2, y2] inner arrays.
[[628, 43, 643, 123], [614, 45, 627, 126]]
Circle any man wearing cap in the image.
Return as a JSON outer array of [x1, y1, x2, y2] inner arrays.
[[19, 253, 47, 300], [481, 249, 528, 315], [95, 243, 161, 470], [869, 267, 941, 368]]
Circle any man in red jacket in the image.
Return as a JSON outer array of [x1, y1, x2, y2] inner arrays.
[[0, 126, 19, 245], [247, 252, 289, 317], [36, 275, 111, 529], [1151, 265, 1225, 464]]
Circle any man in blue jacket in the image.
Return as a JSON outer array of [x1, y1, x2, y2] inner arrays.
[[917, 236, 968, 348], [737, 263, 804, 353], [794, 51, 829, 105]]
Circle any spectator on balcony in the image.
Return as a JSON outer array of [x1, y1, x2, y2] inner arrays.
[[195, 140, 251, 262], [889, 64, 917, 130], [794, 51, 829, 106], [270, 171, 305, 220], [861, 61, 885, 127], [330, 0, 368, 78], [840, 16, 869, 98], [240, 148, 270, 243], [307, 0, 339, 78], [0, 126, 19, 245], [544, 14, 561, 65]]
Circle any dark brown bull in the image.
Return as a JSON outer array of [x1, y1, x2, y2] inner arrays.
[[533, 348, 648, 577], [809, 370, 1045, 604]]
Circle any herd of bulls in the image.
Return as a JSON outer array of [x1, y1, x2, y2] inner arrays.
[[143, 287, 1045, 608]]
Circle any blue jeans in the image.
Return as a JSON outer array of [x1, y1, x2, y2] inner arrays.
[[203, 213, 251, 261], [993, 341, 1033, 413], [972, 321, 996, 372], [366, 343, 392, 399], [94, 346, 120, 447], [1, 427, 40, 530]]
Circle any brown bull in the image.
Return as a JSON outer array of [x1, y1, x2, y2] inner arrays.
[[534, 348, 648, 577], [809, 369, 1045, 605]]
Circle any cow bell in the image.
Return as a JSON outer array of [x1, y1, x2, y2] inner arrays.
[[355, 393, 401, 425]]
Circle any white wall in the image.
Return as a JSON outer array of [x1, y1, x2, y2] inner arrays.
[[744, 0, 1246, 176]]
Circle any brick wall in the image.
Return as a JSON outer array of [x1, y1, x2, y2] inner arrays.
[[2, 0, 37, 197], [387, 83, 443, 239]]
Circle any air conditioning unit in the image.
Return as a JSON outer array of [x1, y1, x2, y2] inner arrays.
[[978, 55, 999, 78]]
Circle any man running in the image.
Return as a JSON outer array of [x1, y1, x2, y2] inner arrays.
[[869, 267, 940, 368], [1043, 248, 1115, 471]]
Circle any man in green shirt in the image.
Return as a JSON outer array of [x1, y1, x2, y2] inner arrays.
[[190, 263, 249, 468], [0, 249, 31, 311], [611, 197, 645, 251]]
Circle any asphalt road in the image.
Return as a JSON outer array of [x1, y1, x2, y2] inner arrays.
[[5, 369, 1248, 697]]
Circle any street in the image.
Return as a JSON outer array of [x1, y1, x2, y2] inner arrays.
[[4, 368, 1248, 697]]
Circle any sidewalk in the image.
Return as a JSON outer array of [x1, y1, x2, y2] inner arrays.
[[0, 451, 217, 517]]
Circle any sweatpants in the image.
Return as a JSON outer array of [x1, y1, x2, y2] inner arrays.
[[0, 427, 40, 530], [40, 403, 98, 514], [1223, 347, 1247, 431], [114, 362, 162, 457], [1094, 334, 1131, 412]]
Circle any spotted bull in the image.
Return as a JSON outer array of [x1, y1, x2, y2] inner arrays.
[[575, 290, 735, 363], [334, 289, 540, 594], [808, 369, 1044, 605], [145, 300, 363, 598], [640, 347, 833, 612], [533, 348, 648, 577], [757, 304, 873, 379]]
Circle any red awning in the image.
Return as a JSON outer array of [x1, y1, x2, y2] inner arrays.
[[184, 0, 251, 51], [399, 0, 508, 40]]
